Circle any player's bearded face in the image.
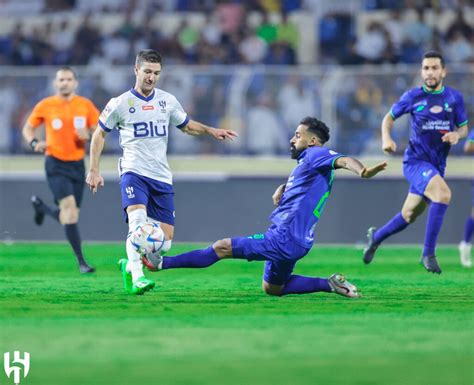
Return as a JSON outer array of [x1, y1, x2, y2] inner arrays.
[[421, 58, 446, 90], [54, 70, 77, 97], [290, 125, 310, 159], [136, 62, 162, 94]]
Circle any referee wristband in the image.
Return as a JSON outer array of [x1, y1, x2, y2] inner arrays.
[[30, 139, 38, 150]]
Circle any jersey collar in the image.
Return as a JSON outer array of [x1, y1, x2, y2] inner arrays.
[[422, 85, 445, 94], [130, 88, 155, 102]]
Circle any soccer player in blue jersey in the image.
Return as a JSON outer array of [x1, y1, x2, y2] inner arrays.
[[458, 129, 474, 268], [363, 51, 469, 274], [141, 117, 387, 298]]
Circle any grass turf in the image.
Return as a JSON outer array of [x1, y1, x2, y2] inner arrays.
[[0, 243, 473, 385]]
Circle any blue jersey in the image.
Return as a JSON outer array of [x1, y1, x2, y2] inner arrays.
[[390, 85, 468, 174], [269, 146, 343, 248]]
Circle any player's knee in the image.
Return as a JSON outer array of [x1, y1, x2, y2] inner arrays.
[[60, 207, 79, 224], [262, 282, 282, 296], [435, 187, 451, 204], [212, 238, 232, 258], [401, 209, 417, 223]]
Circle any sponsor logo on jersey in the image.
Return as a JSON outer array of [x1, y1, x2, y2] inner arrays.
[[429, 105, 443, 114], [133, 121, 167, 138], [142, 105, 154, 111]]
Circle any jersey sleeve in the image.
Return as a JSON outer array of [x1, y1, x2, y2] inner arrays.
[[390, 90, 412, 120], [98, 98, 120, 132], [86, 99, 100, 129], [169, 96, 189, 129], [311, 148, 344, 170], [26, 100, 47, 128], [454, 92, 468, 128]]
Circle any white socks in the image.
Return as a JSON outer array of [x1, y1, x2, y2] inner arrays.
[[126, 210, 173, 282], [126, 209, 147, 282]]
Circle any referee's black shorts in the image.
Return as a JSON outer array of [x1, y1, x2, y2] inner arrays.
[[45, 155, 85, 207]]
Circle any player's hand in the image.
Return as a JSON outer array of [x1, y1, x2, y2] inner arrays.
[[211, 128, 238, 141], [76, 128, 90, 141], [441, 131, 460, 145], [33, 140, 47, 153], [382, 137, 397, 154], [360, 161, 388, 179], [86, 170, 104, 194], [272, 183, 286, 206]]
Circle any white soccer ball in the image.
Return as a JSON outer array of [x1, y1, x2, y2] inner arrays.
[[129, 223, 165, 255]]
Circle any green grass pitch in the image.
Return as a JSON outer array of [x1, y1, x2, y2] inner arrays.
[[1, 243, 473, 385]]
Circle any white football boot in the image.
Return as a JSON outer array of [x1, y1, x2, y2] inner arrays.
[[328, 273, 360, 298]]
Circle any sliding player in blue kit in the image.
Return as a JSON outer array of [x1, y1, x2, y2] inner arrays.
[[363, 51, 469, 274], [142, 117, 387, 298]]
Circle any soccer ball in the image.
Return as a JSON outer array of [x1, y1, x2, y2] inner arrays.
[[129, 223, 165, 255]]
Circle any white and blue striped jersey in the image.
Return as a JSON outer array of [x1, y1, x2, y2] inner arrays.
[[99, 88, 189, 184]]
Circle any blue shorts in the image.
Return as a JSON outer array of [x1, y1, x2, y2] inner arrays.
[[120, 172, 175, 225], [231, 227, 310, 286], [403, 159, 442, 197]]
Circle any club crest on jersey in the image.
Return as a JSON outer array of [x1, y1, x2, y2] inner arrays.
[[444, 102, 452, 112], [429, 105, 443, 114], [158, 100, 166, 112]]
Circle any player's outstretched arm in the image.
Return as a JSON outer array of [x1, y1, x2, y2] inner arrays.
[[182, 120, 238, 141], [334, 157, 387, 179], [86, 128, 106, 194], [381, 113, 397, 154]]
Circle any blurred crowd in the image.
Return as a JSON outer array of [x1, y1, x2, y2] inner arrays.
[[0, 0, 472, 157], [2, 66, 472, 157], [0, 0, 472, 66]]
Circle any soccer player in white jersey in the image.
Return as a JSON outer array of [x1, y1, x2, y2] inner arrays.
[[86, 49, 237, 295]]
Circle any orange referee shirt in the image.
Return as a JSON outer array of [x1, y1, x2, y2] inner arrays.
[[27, 95, 100, 162]]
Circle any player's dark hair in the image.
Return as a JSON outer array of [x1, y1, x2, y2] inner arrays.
[[136, 49, 162, 67], [423, 51, 445, 68], [57, 66, 77, 79], [300, 116, 330, 144]]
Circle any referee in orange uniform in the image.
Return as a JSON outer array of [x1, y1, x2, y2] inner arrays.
[[22, 67, 99, 273]]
